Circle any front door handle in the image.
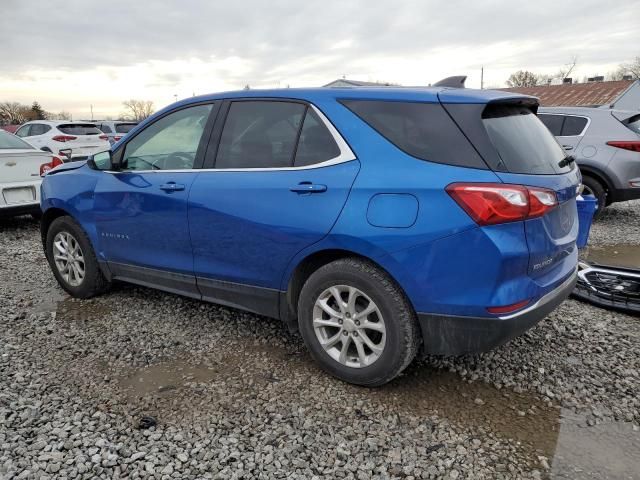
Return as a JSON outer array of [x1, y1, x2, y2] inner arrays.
[[159, 183, 185, 192], [290, 182, 327, 194]]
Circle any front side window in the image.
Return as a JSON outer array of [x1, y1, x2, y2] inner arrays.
[[538, 114, 564, 136], [121, 104, 213, 171], [216, 101, 306, 169]]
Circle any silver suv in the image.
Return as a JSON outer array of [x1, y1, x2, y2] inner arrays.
[[94, 121, 138, 145], [538, 107, 640, 216]]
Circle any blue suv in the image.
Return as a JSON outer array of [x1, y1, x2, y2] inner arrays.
[[40, 87, 580, 386]]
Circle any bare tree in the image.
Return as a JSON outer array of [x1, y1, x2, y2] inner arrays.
[[122, 100, 154, 121], [0, 101, 28, 124], [621, 56, 640, 80], [506, 70, 539, 87]]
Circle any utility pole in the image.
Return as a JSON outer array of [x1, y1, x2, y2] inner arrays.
[[480, 67, 484, 89], [90, 104, 94, 121], [173, 94, 178, 103]]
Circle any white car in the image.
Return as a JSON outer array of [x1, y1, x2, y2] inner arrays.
[[0, 130, 57, 218], [15, 120, 110, 161]]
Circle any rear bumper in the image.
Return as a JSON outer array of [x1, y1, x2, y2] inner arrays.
[[417, 269, 578, 356], [0, 202, 41, 218], [611, 186, 640, 203]]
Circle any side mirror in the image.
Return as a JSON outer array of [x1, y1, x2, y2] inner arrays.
[[58, 148, 72, 161], [87, 150, 114, 171]]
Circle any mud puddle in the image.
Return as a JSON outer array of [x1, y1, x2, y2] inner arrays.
[[585, 244, 640, 269], [119, 361, 219, 399]]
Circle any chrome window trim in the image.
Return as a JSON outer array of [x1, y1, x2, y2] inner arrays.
[[105, 104, 356, 174]]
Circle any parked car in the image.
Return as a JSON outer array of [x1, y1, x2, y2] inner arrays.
[[40, 88, 580, 386], [15, 121, 110, 161], [94, 120, 138, 145], [0, 130, 58, 218], [538, 107, 640, 216]]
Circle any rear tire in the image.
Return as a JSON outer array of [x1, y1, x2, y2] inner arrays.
[[46, 216, 110, 298], [581, 176, 607, 219], [298, 258, 420, 386]]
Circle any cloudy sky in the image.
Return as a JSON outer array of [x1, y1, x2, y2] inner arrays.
[[2, 0, 638, 119]]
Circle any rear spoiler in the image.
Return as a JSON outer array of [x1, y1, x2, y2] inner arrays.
[[610, 110, 640, 122]]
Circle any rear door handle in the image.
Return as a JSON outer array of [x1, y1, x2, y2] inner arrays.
[[159, 183, 185, 192], [290, 182, 327, 194], [562, 145, 574, 150]]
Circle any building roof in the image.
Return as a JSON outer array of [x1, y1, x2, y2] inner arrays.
[[501, 80, 637, 107]]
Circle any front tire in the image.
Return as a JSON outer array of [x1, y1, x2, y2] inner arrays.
[[46, 216, 110, 298], [298, 258, 420, 386]]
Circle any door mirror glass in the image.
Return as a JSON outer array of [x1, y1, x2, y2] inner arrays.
[[89, 150, 113, 170]]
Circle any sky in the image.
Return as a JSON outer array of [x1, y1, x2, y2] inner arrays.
[[1, 0, 639, 119]]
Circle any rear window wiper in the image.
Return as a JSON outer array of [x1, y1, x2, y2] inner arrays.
[[558, 154, 575, 169]]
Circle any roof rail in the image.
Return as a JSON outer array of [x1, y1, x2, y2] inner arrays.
[[433, 76, 467, 88]]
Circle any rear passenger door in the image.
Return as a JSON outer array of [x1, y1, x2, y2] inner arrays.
[[188, 99, 359, 316]]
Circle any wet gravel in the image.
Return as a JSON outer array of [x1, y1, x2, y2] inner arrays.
[[1, 203, 639, 479]]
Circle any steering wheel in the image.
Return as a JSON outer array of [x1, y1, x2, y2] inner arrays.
[[164, 152, 193, 169]]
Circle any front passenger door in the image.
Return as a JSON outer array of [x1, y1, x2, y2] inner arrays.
[[93, 103, 215, 296]]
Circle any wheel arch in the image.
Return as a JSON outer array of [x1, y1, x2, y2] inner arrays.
[[40, 207, 72, 254], [579, 165, 615, 204], [280, 248, 413, 332]]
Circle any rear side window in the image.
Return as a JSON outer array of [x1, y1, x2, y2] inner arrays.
[[294, 109, 340, 167], [30, 124, 51, 136], [561, 116, 588, 136], [622, 114, 640, 135], [115, 123, 137, 133], [15, 125, 31, 137], [482, 105, 570, 175], [340, 100, 486, 169], [57, 124, 102, 135], [538, 114, 564, 136], [216, 101, 305, 169]]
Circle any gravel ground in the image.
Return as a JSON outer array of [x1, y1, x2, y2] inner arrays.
[[1, 202, 639, 479]]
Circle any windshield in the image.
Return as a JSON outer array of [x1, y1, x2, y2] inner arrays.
[[623, 114, 640, 135], [0, 130, 34, 149], [115, 123, 137, 133], [483, 105, 571, 174]]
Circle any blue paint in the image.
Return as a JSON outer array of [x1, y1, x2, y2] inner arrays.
[[367, 194, 418, 228]]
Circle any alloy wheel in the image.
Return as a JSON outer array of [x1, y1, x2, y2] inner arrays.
[[53, 231, 85, 287], [312, 285, 386, 368]]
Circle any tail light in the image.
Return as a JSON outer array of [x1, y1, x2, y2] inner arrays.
[[99, 135, 108, 141], [606, 141, 640, 153], [446, 183, 558, 226], [52, 135, 77, 142], [113, 136, 122, 142], [40, 156, 64, 176]]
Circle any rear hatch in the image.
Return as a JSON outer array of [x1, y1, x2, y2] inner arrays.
[[1, 149, 50, 183], [56, 123, 107, 152], [441, 95, 580, 283]]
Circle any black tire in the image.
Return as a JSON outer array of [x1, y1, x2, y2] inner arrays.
[[298, 258, 420, 386], [581, 176, 607, 219], [45, 216, 110, 298]]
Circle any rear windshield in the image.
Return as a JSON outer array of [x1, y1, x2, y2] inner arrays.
[[482, 105, 571, 174], [57, 124, 102, 135], [0, 131, 34, 149], [115, 123, 137, 133], [623, 114, 640, 135]]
